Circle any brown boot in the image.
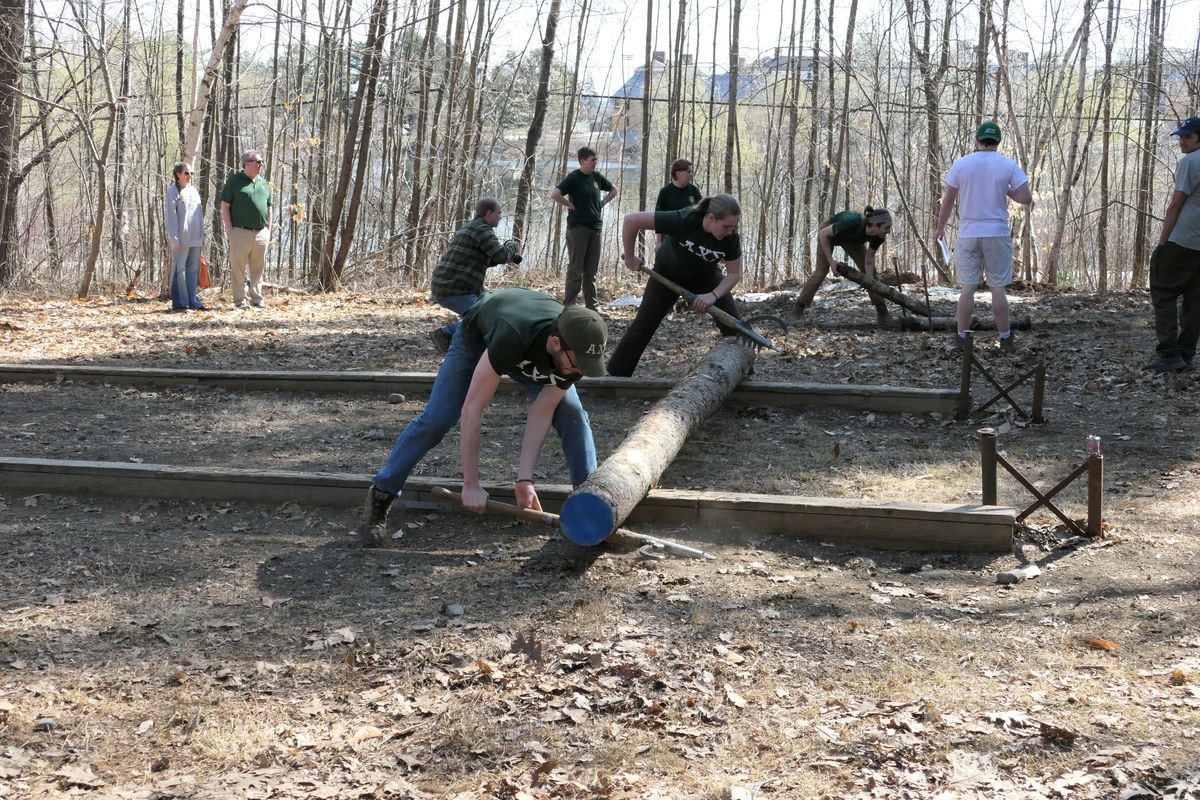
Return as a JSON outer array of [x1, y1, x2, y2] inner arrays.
[[356, 485, 396, 548]]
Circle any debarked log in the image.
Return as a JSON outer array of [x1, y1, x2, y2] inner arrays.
[[559, 337, 756, 545], [833, 261, 933, 317], [896, 315, 1032, 332]]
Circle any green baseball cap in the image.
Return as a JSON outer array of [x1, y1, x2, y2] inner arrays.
[[557, 305, 608, 377], [976, 121, 1002, 142]]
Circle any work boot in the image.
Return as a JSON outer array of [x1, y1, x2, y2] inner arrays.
[[1143, 352, 1188, 373], [356, 485, 396, 548]]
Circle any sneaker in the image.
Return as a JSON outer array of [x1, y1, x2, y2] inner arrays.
[[251, 299, 265, 308], [235, 300, 250, 309], [355, 485, 396, 548], [428, 328, 452, 354], [190, 305, 208, 312], [998, 333, 1016, 353], [1143, 353, 1188, 372]]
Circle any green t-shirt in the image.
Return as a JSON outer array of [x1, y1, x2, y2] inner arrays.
[[555, 168, 614, 231], [460, 288, 578, 389], [652, 208, 742, 282], [219, 171, 272, 228], [825, 210, 885, 251], [655, 182, 702, 212]]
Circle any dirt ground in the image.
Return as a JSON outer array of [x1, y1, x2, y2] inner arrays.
[[2, 278, 1200, 799]]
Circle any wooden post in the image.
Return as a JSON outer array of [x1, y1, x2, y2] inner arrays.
[[1087, 442, 1104, 537], [957, 332, 974, 421], [559, 338, 756, 545], [979, 427, 998, 506]]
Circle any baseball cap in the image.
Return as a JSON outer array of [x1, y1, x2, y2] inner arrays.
[[557, 306, 608, 377], [976, 121, 1002, 142], [1171, 117, 1200, 136]]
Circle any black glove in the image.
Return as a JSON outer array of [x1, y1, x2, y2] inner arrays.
[[511, 254, 523, 264]]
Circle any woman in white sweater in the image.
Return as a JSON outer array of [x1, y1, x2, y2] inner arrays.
[[165, 161, 207, 311]]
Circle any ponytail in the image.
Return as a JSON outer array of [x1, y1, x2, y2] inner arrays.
[[864, 205, 893, 226]]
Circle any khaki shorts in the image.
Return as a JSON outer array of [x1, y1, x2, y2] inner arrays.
[[955, 236, 1013, 287]]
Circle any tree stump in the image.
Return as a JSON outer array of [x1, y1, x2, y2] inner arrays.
[[559, 337, 756, 544]]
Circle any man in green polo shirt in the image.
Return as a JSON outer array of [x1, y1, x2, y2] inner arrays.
[[220, 150, 273, 309], [550, 147, 618, 311]]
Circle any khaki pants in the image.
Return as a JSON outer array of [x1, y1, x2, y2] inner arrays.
[[228, 226, 269, 304]]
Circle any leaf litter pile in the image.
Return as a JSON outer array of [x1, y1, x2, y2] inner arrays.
[[2, 281, 1200, 799]]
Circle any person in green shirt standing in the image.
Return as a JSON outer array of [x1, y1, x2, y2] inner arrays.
[[550, 147, 618, 311], [654, 157, 702, 249], [220, 150, 273, 309]]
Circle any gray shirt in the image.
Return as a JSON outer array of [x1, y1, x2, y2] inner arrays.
[[1169, 149, 1200, 251]]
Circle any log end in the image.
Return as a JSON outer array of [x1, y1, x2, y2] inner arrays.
[[560, 492, 615, 546]]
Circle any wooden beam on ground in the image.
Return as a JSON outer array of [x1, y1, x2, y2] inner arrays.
[[0, 363, 959, 415], [0, 457, 1014, 552], [896, 315, 1033, 332], [560, 338, 756, 545]]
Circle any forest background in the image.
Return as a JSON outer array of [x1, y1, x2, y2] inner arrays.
[[0, 0, 1196, 300]]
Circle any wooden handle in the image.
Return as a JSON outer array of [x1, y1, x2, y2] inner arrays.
[[431, 486, 561, 527], [637, 264, 742, 329]]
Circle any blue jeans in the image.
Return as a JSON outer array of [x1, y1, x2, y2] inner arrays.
[[434, 291, 484, 337], [170, 246, 202, 309], [372, 325, 596, 495]]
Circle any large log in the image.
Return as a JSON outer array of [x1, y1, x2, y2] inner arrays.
[[832, 261, 933, 317], [559, 337, 755, 545], [896, 315, 1032, 332]]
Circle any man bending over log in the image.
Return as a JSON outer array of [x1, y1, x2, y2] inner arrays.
[[795, 206, 894, 324], [355, 288, 608, 547], [607, 194, 744, 376]]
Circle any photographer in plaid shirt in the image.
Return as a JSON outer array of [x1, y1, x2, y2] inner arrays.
[[427, 197, 523, 352]]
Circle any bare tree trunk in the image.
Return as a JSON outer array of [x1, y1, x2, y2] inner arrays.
[[182, 0, 250, 162], [320, 0, 388, 289], [1044, 0, 1094, 285], [1131, 0, 1164, 289], [723, 0, 740, 192], [827, 0, 857, 206], [511, 0, 560, 246], [0, 0, 20, 288], [1097, 0, 1118, 290], [175, 0, 186, 148], [403, 0, 440, 271], [637, 0, 651, 217], [904, 0, 952, 221]]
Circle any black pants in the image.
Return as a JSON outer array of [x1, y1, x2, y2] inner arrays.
[[606, 267, 740, 377], [1150, 242, 1200, 361]]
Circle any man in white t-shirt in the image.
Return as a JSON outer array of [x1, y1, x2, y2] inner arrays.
[[1144, 116, 1200, 373], [936, 121, 1033, 352]]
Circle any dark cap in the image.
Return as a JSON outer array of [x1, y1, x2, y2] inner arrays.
[[1171, 117, 1200, 136], [557, 306, 608, 377], [976, 121, 1002, 143]]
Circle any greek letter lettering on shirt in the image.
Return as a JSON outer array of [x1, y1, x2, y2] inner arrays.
[[676, 238, 727, 263], [514, 359, 582, 389]]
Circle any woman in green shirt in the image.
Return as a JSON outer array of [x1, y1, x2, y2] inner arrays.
[[796, 206, 893, 324]]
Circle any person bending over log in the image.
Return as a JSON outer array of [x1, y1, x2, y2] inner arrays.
[[795, 206, 894, 324], [355, 288, 608, 547], [607, 194, 744, 377]]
